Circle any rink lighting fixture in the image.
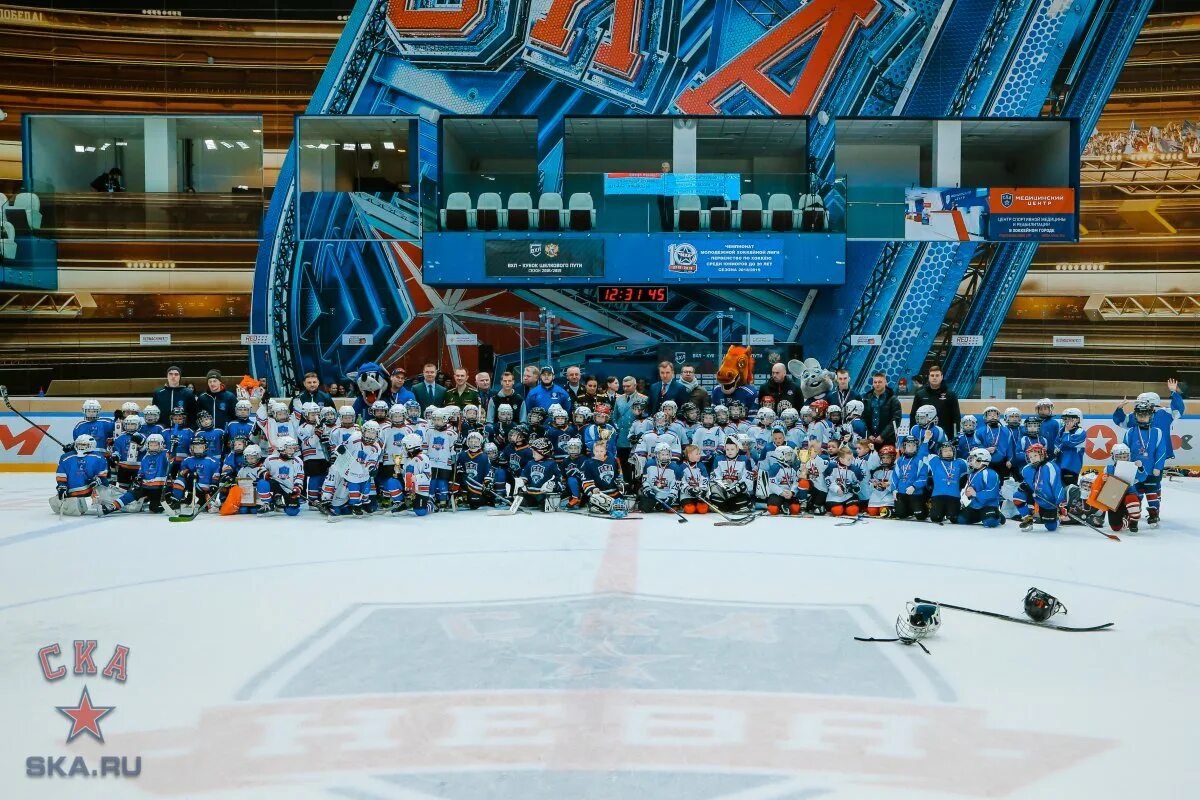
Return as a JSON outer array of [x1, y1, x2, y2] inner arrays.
[[383, 141, 395, 150], [116, 140, 127, 146], [220, 141, 233, 149], [85, 146, 96, 152], [360, 142, 371, 150], [236, 141, 249, 149], [100, 142, 111, 151], [343, 143, 356, 150], [252, 129, 261, 134], [1055, 262, 1105, 271], [317, 143, 330, 150], [204, 139, 216, 150], [74, 145, 85, 153]]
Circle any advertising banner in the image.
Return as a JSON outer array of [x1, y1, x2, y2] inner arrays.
[[604, 172, 740, 200], [903, 187, 1076, 242], [665, 239, 783, 279], [484, 239, 604, 278]]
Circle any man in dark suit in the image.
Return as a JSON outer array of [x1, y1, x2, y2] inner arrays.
[[648, 361, 689, 414], [411, 362, 447, 409]]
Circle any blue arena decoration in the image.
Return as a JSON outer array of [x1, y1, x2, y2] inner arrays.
[[252, 0, 1151, 397]]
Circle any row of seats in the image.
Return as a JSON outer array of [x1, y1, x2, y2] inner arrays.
[[675, 193, 829, 233], [2, 192, 43, 232], [442, 192, 595, 232]]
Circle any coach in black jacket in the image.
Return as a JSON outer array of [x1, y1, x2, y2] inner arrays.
[[197, 370, 239, 428], [151, 366, 197, 426], [908, 364, 961, 437]]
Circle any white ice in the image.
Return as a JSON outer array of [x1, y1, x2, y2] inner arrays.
[[2, 471, 1199, 799]]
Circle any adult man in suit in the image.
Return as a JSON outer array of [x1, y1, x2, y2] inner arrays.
[[411, 362, 447, 409], [648, 361, 689, 414]]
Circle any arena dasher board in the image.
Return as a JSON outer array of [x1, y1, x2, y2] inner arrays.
[[252, 0, 1150, 393]]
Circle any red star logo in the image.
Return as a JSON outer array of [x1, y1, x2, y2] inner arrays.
[[56, 686, 114, 744], [1084, 424, 1116, 460]]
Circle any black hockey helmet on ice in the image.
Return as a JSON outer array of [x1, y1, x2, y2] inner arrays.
[[1024, 587, 1067, 622]]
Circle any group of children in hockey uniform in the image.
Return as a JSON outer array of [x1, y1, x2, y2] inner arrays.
[[51, 386, 1177, 532]]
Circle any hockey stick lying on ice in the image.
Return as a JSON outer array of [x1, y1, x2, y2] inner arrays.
[[1, 385, 69, 448], [709, 505, 759, 527], [656, 496, 688, 523], [1063, 508, 1120, 541], [914, 597, 1113, 632]]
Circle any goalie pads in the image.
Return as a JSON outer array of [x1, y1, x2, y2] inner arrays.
[[588, 492, 615, 515]]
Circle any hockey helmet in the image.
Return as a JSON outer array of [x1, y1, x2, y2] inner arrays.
[[484, 442, 499, 460], [780, 407, 799, 427], [967, 447, 991, 469], [714, 404, 730, 424], [773, 444, 794, 464], [509, 424, 530, 446], [404, 399, 422, 419], [983, 405, 1001, 423], [937, 439, 957, 459], [895, 602, 941, 645], [652, 411, 669, 430], [269, 402, 290, 421], [530, 437, 554, 458], [593, 403, 611, 423], [701, 406, 717, 426], [845, 400, 865, 419], [1023, 415, 1042, 436], [235, 398, 253, 420], [463, 403, 480, 422], [915, 404, 937, 426], [528, 406, 548, 426], [197, 410, 213, 428], [1025, 442, 1047, 465], [189, 437, 207, 456], [1078, 471, 1096, 494], [1111, 443, 1131, 461], [960, 414, 978, 433], [370, 400, 389, 419], [653, 441, 674, 464], [1133, 399, 1155, 424], [337, 405, 356, 423], [278, 436, 298, 458], [1004, 407, 1022, 425], [361, 420, 382, 442], [230, 435, 248, 454], [388, 404, 406, 425], [121, 414, 142, 434], [496, 404, 514, 423], [807, 399, 828, 420], [681, 402, 699, 423], [142, 404, 161, 425], [631, 396, 648, 414], [82, 399, 102, 420], [74, 434, 95, 454], [402, 433, 423, 456], [430, 407, 450, 428], [660, 399, 678, 417], [1024, 587, 1066, 623], [145, 433, 165, 453], [826, 404, 843, 423], [878, 444, 897, 466], [300, 401, 320, 421], [565, 437, 583, 456], [243, 444, 263, 465], [570, 406, 591, 426], [319, 406, 338, 425], [777, 399, 794, 412], [759, 395, 775, 409], [755, 407, 777, 427], [902, 434, 919, 455], [1135, 391, 1161, 406], [799, 405, 815, 422], [423, 404, 438, 420], [1036, 397, 1054, 417], [121, 401, 141, 416], [464, 430, 484, 452]]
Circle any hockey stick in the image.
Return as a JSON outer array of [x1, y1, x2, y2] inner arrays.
[[656, 496, 687, 523], [487, 492, 526, 516], [1, 385, 70, 448], [169, 491, 201, 523], [854, 636, 930, 655], [914, 597, 1113, 632], [1063, 508, 1120, 541], [709, 504, 759, 527]]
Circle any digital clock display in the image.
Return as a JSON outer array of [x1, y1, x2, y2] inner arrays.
[[596, 286, 669, 304]]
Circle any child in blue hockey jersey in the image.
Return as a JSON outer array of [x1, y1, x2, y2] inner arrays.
[[891, 435, 930, 521], [956, 415, 982, 459], [111, 414, 146, 489], [168, 437, 221, 512], [74, 399, 116, 454], [928, 440, 968, 524], [1052, 408, 1086, 486], [1124, 400, 1168, 527], [163, 407, 194, 476], [1012, 442, 1066, 532], [913, 404, 946, 463], [976, 406, 1011, 477], [1035, 398, 1061, 446], [193, 410, 226, 460], [52, 434, 111, 515], [104, 433, 172, 514], [957, 448, 1002, 528], [583, 439, 625, 515], [225, 399, 256, 445], [453, 431, 495, 510], [561, 437, 590, 508], [519, 438, 562, 511], [140, 405, 164, 439]]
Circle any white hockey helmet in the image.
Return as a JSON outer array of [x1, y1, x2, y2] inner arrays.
[[463, 403, 480, 421], [319, 406, 338, 424], [361, 420, 382, 442], [243, 444, 263, 464], [277, 436, 298, 455], [235, 398, 253, 418], [389, 403, 406, 424], [660, 399, 678, 416], [431, 407, 450, 427], [780, 407, 800, 427], [121, 414, 142, 433], [145, 432, 165, 452], [1004, 407, 1022, 424], [773, 444, 794, 464], [82, 399, 102, 420], [755, 407, 776, 426], [402, 432, 423, 455], [844, 399, 864, 419], [1135, 391, 1161, 406], [370, 399, 389, 416], [142, 404, 161, 424], [1110, 443, 1131, 461], [1062, 407, 1082, 421], [423, 404, 438, 419], [960, 414, 978, 431], [337, 405, 356, 422], [915, 404, 937, 426], [653, 441, 673, 463], [1036, 398, 1054, 415], [301, 401, 320, 419], [967, 447, 991, 467], [464, 430, 484, 451], [269, 401, 289, 420], [565, 437, 583, 456], [74, 434, 95, 454], [121, 401, 140, 416]]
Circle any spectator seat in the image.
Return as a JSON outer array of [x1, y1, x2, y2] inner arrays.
[[441, 192, 473, 231], [735, 193, 763, 232], [507, 193, 533, 230], [768, 193, 795, 232], [567, 192, 595, 231], [476, 192, 503, 231], [674, 194, 704, 232], [538, 192, 565, 231]]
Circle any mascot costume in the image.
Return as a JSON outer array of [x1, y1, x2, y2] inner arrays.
[[711, 345, 759, 410], [789, 357, 835, 406], [348, 362, 389, 421], [236, 375, 267, 403]]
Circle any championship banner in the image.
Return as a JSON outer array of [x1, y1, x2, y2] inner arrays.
[[483, 239, 604, 278], [604, 172, 741, 199], [665, 239, 784, 279]]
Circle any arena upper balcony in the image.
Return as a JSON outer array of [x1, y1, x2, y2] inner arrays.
[[0, 4, 344, 150]]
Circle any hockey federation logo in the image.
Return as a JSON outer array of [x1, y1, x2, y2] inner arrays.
[[528, 243, 543, 257], [1000, 192, 1014, 208], [667, 242, 698, 272], [545, 243, 560, 258]]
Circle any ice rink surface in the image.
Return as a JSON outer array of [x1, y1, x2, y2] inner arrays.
[[2, 472, 1199, 799]]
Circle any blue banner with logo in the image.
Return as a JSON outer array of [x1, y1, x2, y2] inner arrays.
[[604, 172, 740, 200], [664, 239, 784, 279], [986, 214, 1075, 241]]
